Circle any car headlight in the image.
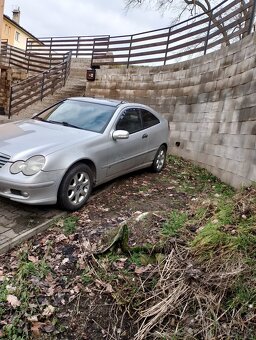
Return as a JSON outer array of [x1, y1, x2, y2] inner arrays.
[[10, 156, 45, 176]]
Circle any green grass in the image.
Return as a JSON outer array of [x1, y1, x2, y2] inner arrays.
[[81, 270, 93, 285], [63, 216, 78, 235], [0, 250, 52, 339], [161, 210, 187, 237]]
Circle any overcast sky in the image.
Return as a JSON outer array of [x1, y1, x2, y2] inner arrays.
[[4, 0, 173, 38]]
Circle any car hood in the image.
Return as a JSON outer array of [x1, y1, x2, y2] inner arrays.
[[0, 119, 99, 161]]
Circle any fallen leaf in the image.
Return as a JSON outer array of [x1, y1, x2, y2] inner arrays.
[[105, 283, 114, 293], [27, 315, 39, 322], [28, 255, 39, 263], [7, 294, 21, 308], [43, 323, 55, 333], [42, 305, 55, 317], [47, 286, 55, 296], [135, 265, 152, 275], [61, 258, 69, 265], [31, 322, 45, 337]]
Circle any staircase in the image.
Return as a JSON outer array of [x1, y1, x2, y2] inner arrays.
[[0, 58, 91, 123]]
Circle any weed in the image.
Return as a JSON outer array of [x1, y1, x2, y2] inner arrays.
[[192, 222, 231, 258], [81, 270, 93, 285], [212, 182, 235, 197], [138, 185, 149, 192], [216, 201, 234, 224], [63, 216, 78, 235], [227, 279, 256, 311], [161, 210, 187, 237], [17, 259, 49, 281]]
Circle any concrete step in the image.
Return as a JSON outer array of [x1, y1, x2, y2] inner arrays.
[[3, 58, 93, 122]]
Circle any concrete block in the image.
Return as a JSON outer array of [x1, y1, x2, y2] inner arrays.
[[217, 157, 228, 170], [236, 59, 251, 74], [219, 88, 234, 100], [209, 134, 223, 145], [243, 135, 256, 149], [180, 131, 191, 140], [240, 121, 256, 135], [249, 79, 256, 94], [200, 71, 215, 83], [248, 164, 256, 182], [200, 81, 217, 93], [197, 92, 209, 103], [229, 173, 251, 189], [241, 70, 254, 85], [226, 159, 250, 177], [220, 54, 234, 68], [229, 122, 242, 134], [175, 96, 188, 105], [203, 143, 216, 155], [185, 113, 195, 123], [224, 64, 237, 78], [225, 146, 249, 162], [228, 74, 242, 88], [191, 132, 207, 142], [221, 134, 245, 148], [204, 111, 219, 122], [188, 76, 202, 86], [235, 94, 256, 109], [187, 95, 200, 105], [216, 78, 229, 91], [233, 82, 251, 98], [222, 98, 236, 112], [191, 103, 207, 113], [214, 144, 226, 158], [208, 90, 221, 102]]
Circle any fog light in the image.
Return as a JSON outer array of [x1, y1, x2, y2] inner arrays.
[[21, 191, 29, 198]]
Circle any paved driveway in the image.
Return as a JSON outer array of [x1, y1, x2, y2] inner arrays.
[[0, 196, 63, 254], [0, 116, 64, 253]]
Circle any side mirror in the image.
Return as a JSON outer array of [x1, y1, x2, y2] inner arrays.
[[112, 130, 129, 140]]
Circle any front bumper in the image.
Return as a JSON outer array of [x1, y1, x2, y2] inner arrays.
[[0, 166, 66, 205]]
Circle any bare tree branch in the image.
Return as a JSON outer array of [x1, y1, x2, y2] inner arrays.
[[184, 0, 230, 45], [124, 0, 252, 45]]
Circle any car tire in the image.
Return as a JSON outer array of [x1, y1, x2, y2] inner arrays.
[[58, 163, 93, 211], [151, 145, 167, 173]]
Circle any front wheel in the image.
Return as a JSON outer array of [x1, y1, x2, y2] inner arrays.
[[58, 163, 93, 211], [151, 145, 167, 173]]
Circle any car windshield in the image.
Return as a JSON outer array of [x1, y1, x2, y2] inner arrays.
[[34, 99, 117, 133]]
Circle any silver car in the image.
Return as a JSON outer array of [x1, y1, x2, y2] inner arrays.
[[0, 97, 169, 211]]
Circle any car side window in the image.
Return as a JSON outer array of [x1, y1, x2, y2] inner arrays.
[[141, 109, 160, 129], [116, 108, 142, 134]]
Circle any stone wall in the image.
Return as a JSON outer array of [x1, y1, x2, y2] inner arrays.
[[86, 33, 256, 188], [0, 67, 30, 115]]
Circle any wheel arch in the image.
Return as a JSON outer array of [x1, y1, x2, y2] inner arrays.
[[58, 158, 97, 190], [161, 143, 168, 151]]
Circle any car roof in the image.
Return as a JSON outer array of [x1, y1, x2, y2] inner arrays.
[[68, 97, 125, 107]]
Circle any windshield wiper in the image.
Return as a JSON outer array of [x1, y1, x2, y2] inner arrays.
[[47, 120, 83, 130], [33, 116, 46, 121]]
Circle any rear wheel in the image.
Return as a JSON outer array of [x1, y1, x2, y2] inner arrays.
[[58, 163, 93, 211], [151, 145, 167, 173]]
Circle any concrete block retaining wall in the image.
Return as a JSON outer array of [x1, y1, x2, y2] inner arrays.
[[86, 33, 256, 188]]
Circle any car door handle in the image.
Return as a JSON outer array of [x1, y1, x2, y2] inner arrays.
[[142, 133, 148, 139]]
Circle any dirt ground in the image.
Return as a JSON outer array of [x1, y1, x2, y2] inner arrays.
[[0, 157, 255, 340], [59, 161, 191, 339]]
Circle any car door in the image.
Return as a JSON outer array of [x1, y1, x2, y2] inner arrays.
[[106, 108, 148, 177], [140, 108, 162, 162]]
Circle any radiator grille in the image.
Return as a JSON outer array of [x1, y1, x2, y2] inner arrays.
[[0, 152, 11, 169]]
